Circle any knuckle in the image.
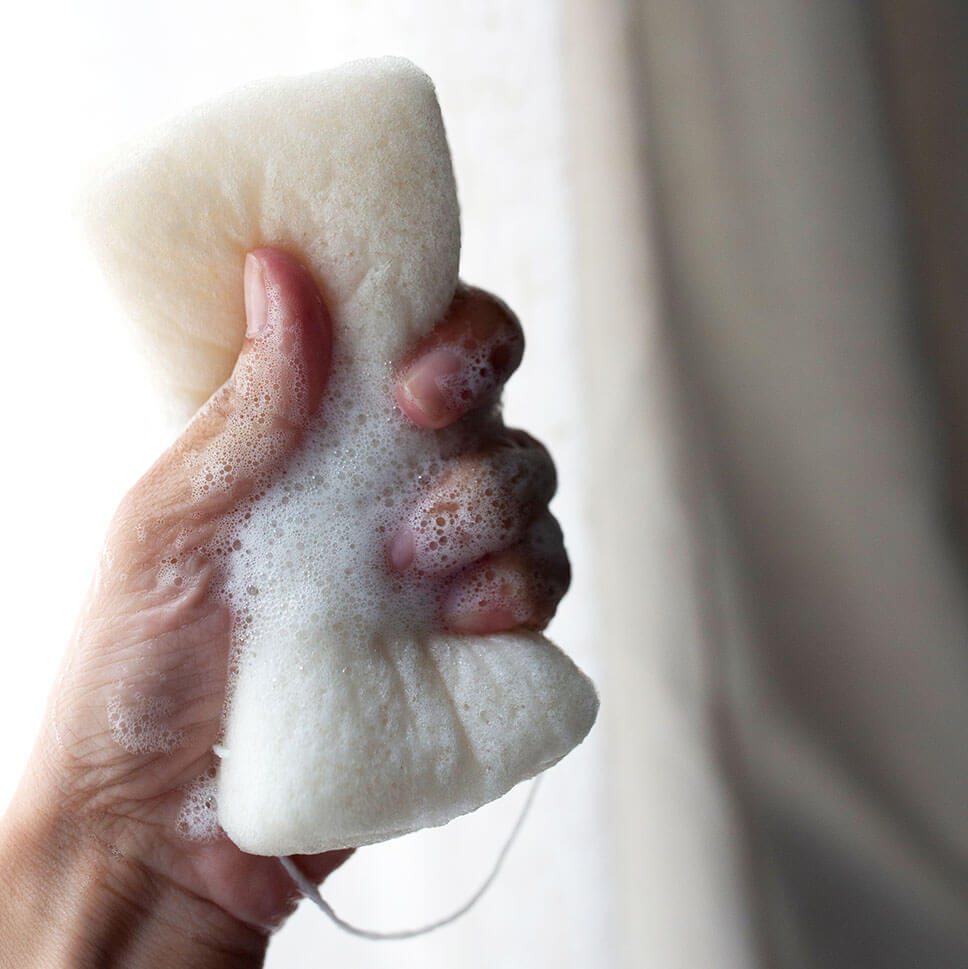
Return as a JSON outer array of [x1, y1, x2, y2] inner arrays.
[[460, 286, 523, 342]]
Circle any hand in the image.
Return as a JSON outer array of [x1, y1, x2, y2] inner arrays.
[[0, 248, 568, 967]]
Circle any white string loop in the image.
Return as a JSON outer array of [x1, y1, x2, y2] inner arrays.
[[279, 778, 540, 940]]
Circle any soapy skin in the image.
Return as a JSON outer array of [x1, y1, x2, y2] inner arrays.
[[0, 248, 567, 963]]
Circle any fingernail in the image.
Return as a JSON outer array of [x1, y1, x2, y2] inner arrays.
[[244, 252, 269, 338], [442, 566, 529, 634], [388, 527, 416, 571], [402, 348, 463, 424]]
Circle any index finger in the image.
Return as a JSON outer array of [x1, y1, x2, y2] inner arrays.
[[394, 285, 524, 429]]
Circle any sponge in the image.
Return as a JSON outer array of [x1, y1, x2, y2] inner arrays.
[[81, 57, 598, 855]]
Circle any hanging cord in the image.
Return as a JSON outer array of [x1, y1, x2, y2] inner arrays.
[[278, 778, 541, 940]]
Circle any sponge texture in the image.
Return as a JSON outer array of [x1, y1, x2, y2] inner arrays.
[[81, 57, 598, 855], [82, 57, 461, 419]]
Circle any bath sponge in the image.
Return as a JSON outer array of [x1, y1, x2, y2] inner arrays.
[[83, 57, 461, 419], [81, 57, 598, 855]]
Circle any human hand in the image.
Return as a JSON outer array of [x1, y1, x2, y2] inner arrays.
[[0, 248, 568, 966]]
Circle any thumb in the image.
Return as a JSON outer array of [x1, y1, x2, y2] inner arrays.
[[117, 248, 332, 538]]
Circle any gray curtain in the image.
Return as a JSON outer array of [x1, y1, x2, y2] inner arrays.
[[567, 1, 968, 965]]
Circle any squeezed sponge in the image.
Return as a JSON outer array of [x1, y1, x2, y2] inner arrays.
[[81, 57, 598, 855]]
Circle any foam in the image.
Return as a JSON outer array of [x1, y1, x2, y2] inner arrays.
[[106, 691, 186, 755], [82, 57, 598, 855], [176, 768, 220, 843], [400, 440, 556, 573], [430, 327, 515, 412]]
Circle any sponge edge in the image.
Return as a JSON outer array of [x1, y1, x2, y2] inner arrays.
[[219, 631, 598, 854], [80, 57, 461, 421], [81, 56, 599, 856]]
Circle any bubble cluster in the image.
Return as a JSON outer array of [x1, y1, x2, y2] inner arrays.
[[176, 768, 220, 842], [106, 691, 187, 755], [234, 396, 407, 616], [442, 515, 566, 629], [432, 329, 512, 411], [403, 446, 554, 575], [444, 564, 529, 626]]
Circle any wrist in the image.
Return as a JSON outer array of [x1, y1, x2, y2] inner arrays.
[[0, 769, 268, 969]]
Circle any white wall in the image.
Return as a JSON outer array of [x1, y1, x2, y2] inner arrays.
[[0, 2, 613, 967]]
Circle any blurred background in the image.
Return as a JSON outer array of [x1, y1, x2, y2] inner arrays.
[[1, 1, 967, 967]]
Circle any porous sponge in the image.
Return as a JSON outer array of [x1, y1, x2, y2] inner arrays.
[[82, 57, 461, 420], [81, 57, 598, 855]]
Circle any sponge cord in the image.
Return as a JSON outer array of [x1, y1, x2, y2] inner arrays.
[[278, 778, 541, 940]]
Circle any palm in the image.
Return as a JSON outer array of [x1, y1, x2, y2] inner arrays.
[[49, 455, 346, 928]]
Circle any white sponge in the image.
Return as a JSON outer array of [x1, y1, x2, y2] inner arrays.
[[82, 57, 461, 419], [81, 57, 598, 855]]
